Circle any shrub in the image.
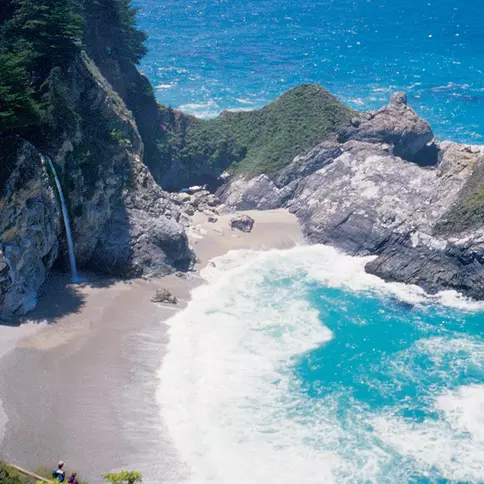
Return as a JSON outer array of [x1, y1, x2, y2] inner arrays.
[[102, 470, 142, 484]]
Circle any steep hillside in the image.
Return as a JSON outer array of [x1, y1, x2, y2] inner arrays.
[[156, 84, 354, 189]]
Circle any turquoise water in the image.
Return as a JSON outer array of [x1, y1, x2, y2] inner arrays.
[[160, 246, 484, 483], [135, 0, 484, 143]]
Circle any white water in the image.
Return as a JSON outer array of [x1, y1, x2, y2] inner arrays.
[[158, 245, 484, 483], [43, 155, 79, 282]]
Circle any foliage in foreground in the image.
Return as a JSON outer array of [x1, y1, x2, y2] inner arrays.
[[103, 470, 142, 484], [0, 461, 24, 484]]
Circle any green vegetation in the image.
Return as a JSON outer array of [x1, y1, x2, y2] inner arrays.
[[0, 53, 41, 131], [435, 161, 484, 235], [0, 0, 145, 136], [103, 470, 142, 484], [0, 0, 351, 190], [82, 0, 147, 66], [3, 0, 83, 76], [0, 461, 24, 484], [178, 84, 354, 177]]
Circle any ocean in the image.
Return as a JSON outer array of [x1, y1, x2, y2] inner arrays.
[[132, 1, 484, 481], [159, 246, 484, 483], [134, 0, 484, 143]]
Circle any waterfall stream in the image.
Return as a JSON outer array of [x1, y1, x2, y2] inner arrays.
[[42, 155, 80, 282]]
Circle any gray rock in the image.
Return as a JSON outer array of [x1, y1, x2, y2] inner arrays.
[[184, 207, 195, 216], [341, 92, 434, 163], [0, 141, 60, 317], [207, 216, 218, 223], [230, 214, 255, 233], [151, 288, 178, 304]]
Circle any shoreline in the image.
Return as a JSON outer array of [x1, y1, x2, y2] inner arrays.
[[0, 209, 302, 484]]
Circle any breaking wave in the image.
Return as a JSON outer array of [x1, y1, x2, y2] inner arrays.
[[158, 245, 484, 483]]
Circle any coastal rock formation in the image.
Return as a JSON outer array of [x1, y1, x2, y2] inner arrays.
[[230, 214, 255, 233], [341, 91, 435, 163], [54, 54, 193, 278], [218, 95, 484, 299], [0, 140, 60, 316]]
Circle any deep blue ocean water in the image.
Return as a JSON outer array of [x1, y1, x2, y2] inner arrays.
[[134, 0, 484, 143], [160, 247, 484, 483]]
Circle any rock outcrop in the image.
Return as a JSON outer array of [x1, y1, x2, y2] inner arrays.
[[218, 94, 484, 300], [230, 214, 255, 233], [54, 53, 193, 279], [0, 140, 60, 316], [341, 92, 435, 163]]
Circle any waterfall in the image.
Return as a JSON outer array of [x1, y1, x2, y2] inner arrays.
[[42, 155, 80, 282]]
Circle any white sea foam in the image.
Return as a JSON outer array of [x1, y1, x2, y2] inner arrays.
[[155, 83, 176, 89], [158, 244, 484, 483], [179, 100, 221, 119], [373, 383, 484, 482]]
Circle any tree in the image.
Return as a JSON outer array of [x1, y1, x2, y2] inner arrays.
[[103, 470, 143, 484], [0, 53, 41, 132], [4, 0, 83, 76], [83, 0, 147, 66]]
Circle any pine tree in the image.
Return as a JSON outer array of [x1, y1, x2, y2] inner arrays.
[[4, 0, 83, 76], [0, 53, 41, 132], [83, 0, 147, 66]]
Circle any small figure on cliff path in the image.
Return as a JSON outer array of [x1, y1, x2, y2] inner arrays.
[[52, 461, 66, 482]]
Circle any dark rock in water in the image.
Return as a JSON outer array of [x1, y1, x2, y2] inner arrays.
[[151, 288, 178, 304], [230, 214, 255, 233]]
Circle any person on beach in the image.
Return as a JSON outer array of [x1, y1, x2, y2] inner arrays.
[[52, 461, 66, 482], [67, 471, 79, 484]]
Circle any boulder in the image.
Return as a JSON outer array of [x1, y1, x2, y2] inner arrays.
[[229, 214, 255, 233], [151, 288, 178, 304]]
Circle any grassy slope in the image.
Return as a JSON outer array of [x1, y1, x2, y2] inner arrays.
[[178, 84, 354, 177]]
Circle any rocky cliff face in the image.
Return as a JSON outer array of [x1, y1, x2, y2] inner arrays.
[[0, 140, 60, 317], [0, 52, 193, 317], [61, 53, 192, 278], [219, 93, 484, 300]]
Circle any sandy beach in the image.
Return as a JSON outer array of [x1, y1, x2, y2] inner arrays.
[[0, 209, 302, 484]]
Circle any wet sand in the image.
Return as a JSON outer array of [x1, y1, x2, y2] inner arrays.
[[0, 209, 302, 483]]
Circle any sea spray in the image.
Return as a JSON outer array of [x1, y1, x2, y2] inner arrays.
[[159, 245, 484, 483], [42, 155, 79, 282]]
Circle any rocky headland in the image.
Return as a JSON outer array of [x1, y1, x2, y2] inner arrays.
[[217, 92, 484, 300]]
